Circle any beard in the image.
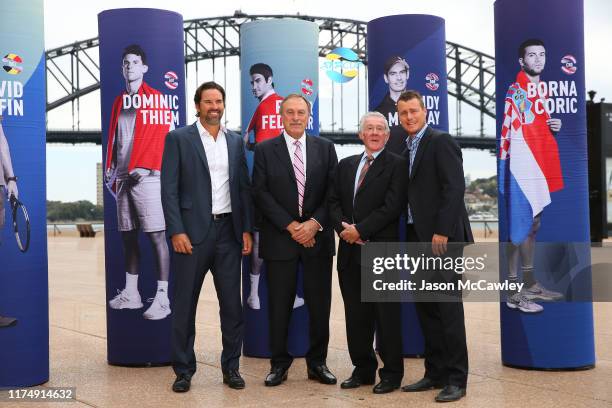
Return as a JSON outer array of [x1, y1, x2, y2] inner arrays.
[[523, 66, 543, 77], [204, 111, 222, 125]]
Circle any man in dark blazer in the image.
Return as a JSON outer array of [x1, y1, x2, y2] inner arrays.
[[329, 111, 408, 394], [161, 81, 253, 392], [252, 94, 338, 386], [397, 90, 473, 403]]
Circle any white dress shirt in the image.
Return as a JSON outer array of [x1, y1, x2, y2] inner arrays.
[[195, 120, 231, 214]]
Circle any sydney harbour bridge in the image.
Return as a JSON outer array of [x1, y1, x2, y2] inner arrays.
[[45, 13, 497, 151]]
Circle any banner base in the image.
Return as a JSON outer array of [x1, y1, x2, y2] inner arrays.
[[502, 362, 595, 372], [108, 361, 172, 368]]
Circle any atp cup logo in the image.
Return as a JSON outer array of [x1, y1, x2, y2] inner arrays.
[[301, 78, 314, 96], [321, 47, 363, 83], [2, 53, 23, 75], [425, 72, 440, 91], [561, 55, 577, 75], [164, 71, 178, 90]]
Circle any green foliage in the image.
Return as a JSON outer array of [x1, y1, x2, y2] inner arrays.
[[468, 175, 497, 198], [47, 200, 103, 222]]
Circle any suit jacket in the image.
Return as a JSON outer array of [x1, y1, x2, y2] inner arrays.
[[403, 127, 473, 243], [253, 134, 337, 261], [161, 123, 253, 245], [329, 148, 408, 270]]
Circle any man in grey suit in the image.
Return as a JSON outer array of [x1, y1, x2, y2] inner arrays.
[[161, 81, 253, 392], [0, 115, 18, 328]]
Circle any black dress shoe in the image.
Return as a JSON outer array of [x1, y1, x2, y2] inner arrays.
[[172, 374, 191, 393], [435, 385, 466, 402], [341, 375, 375, 389], [265, 367, 288, 386], [401, 377, 443, 392], [223, 369, 245, 389], [307, 364, 337, 385], [373, 378, 400, 394]]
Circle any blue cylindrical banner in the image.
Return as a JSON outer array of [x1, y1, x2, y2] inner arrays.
[[367, 14, 449, 155], [240, 19, 319, 357], [99, 8, 186, 365], [0, 0, 49, 387], [368, 14, 450, 356], [495, 0, 595, 369]]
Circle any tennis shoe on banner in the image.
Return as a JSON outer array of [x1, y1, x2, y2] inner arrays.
[[506, 292, 543, 313], [109, 289, 144, 310], [523, 282, 563, 301], [247, 294, 260, 310], [293, 295, 304, 309], [143, 290, 171, 320]]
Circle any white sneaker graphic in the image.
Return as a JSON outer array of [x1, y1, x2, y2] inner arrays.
[[293, 295, 305, 309], [523, 282, 564, 301], [247, 294, 261, 310], [506, 292, 543, 313], [109, 289, 143, 310], [143, 291, 171, 320]]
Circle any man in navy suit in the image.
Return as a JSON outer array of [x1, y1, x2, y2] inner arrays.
[[329, 111, 407, 394], [161, 81, 253, 392], [253, 94, 338, 386], [397, 90, 472, 403]]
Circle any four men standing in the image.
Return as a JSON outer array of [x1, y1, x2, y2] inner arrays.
[[160, 80, 470, 403]]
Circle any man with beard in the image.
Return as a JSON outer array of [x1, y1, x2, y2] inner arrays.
[[162, 81, 253, 392], [499, 38, 564, 314]]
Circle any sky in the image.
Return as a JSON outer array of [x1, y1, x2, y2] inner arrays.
[[43, 0, 612, 202]]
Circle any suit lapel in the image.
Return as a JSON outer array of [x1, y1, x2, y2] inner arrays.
[[188, 124, 210, 174], [305, 135, 319, 199], [273, 135, 296, 186], [355, 149, 386, 196], [225, 131, 235, 182], [410, 128, 432, 180]]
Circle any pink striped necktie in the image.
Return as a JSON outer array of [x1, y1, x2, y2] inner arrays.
[[293, 139, 305, 216]]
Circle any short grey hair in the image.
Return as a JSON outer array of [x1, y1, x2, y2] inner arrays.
[[358, 111, 390, 134]]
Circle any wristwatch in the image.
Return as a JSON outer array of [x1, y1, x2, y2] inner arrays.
[[6, 176, 17, 182]]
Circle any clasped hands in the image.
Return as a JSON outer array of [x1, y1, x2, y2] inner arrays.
[[339, 221, 365, 245], [287, 220, 319, 248]]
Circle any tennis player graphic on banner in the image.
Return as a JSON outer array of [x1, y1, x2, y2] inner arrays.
[[0, 115, 20, 328], [498, 38, 574, 314], [243, 61, 304, 311], [104, 43, 176, 321]]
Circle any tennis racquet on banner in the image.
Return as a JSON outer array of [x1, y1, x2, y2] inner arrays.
[[9, 194, 30, 253]]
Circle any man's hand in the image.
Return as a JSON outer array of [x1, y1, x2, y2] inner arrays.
[[6, 180, 17, 199], [340, 221, 361, 244], [302, 237, 316, 248], [432, 233, 448, 256], [242, 232, 253, 255], [171, 233, 193, 255], [291, 219, 319, 244], [547, 118, 562, 133], [128, 168, 150, 185]]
